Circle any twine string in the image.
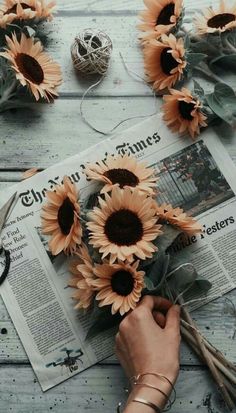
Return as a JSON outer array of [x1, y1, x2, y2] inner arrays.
[[166, 263, 220, 307], [71, 28, 113, 76], [79, 49, 158, 135], [181, 294, 221, 308]]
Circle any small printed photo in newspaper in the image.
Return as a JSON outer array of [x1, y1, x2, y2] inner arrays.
[[152, 140, 234, 218]]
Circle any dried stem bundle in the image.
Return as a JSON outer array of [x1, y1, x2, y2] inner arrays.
[[179, 302, 236, 410]]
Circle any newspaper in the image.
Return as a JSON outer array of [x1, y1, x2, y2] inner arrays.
[[0, 115, 236, 391]]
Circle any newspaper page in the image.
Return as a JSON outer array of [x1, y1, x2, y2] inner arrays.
[[0, 114, 236, 391]]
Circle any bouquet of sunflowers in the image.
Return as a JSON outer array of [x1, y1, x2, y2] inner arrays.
[[41, 153, 236, 410], [138, 0, 236, 139], [0, 0, 62, 111]]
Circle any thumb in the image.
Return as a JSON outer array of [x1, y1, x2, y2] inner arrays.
[[165, 305, 181, 332]]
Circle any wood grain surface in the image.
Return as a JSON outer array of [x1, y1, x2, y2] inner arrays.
[[0, 0, 236, 411]]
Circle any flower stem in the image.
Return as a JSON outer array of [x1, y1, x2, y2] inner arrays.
[[180, 325, 236, 402], [0, 79, 18, 111], [181, 319, 236, 373], [194, 65, 223, 84], [223, 38, 236, 54], [179, 299, 235, 411], [182, 321, 236, 386]]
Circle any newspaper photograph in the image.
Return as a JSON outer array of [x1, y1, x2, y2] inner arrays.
[[0, 114, 236, 391]]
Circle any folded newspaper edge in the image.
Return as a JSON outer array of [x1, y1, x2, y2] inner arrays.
[[0, 114, 236, 391]]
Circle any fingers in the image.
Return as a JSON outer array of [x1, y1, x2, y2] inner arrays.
[[165, 305, 181, 331], [139, 295, 172, 313], [153, 311, 166, 328]]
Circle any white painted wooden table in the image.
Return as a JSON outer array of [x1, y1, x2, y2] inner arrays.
[[0, 1, 236, 412]]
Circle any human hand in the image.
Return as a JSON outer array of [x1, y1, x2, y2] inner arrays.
[[115, 296, 181, 412]]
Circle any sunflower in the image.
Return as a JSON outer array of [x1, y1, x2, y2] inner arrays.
[[92, 261, 145, 315], [41, 176, 82, 256], [0, 33, 62, 102], [0, 0, 55, 28], [85, 154, 158, 195], [194, 0, 236, 35], [156, 203, 202, 235], [138, 0, 183, 42], [144, 34, 186, 91], [22, 167, 38, 180], [69, 244, 95, 310], [87, 187, 162, 264], [37, 0, 56, 21], [162, 88, 208, 139]]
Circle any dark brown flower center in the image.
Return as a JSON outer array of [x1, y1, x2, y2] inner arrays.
[[111, 270, 134, 296], [104, 168, 139, 188], [15, 53, 44, 85], [5, 3, 35, 14], [178, 101, 195, 121], [156, 3, 175, 25], [58, 197, 75, 236], [104, 209, 143, 246], [207, 13, 236, 29], [160, 47, 178, 75], [78, 35, 102, 56]]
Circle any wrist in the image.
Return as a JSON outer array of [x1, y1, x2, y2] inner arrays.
[[128, 385, 167, 410], [126, 370, 178, 412], [127, 376, 174, 411]]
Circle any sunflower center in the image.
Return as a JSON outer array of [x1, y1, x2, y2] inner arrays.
[[111, 270, 134, 296], [104, 209, 143, 246], [178, 101, 195, 121], [156, 3, 175, 25], [5, 3, 36, 14], [78, 35, 102, 56], [15, 53, 44, 85], [160, 48, 178, 75], [207, 13, 236, 29], [104, 168, 139, 188], [58, 197, 75, 236]]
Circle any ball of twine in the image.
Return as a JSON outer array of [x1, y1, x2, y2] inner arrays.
[[71, 28, 113, 76]]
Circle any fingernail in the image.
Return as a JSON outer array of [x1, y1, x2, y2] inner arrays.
[[174, 304, 180, 313]]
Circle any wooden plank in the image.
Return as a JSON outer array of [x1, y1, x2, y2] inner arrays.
[[35, 13, 225, 97], [47, 14, 151, 97], [55, 0, 212, 12], [0, 364, 230, 412], [0, 97, 236, 171], [0, 96, 156, 170], [0, 291, 235, 366]]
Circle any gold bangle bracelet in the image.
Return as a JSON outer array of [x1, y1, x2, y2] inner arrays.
[[133, 397, 162, 413], [133, 382, 172, 411], [117, 402, 123, 413], [131, 372, 176, 404]]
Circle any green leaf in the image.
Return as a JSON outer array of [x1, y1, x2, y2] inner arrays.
[[187, 53, 207, 66], [141, 225, 180, 269], [144, 276, 155, 291], [189, 38, 219, 57], [83, 189, 101, 210], [86, 305, 122, 340], [193, 80, 205, 98], [214, 82, 236, 99], [140, 250, 159, 268], [210, 54, 236, 72], [195, 278, 212, 293], [224, 31, 236, 48], [205, 83, 236, 126], [24, 26, 36, 38], [169, 249, 192, 269], [145, 253, 170, 291], [167, 262, 198, 296], [154, 224, 181, 252], [184, 34, 190, 49]]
